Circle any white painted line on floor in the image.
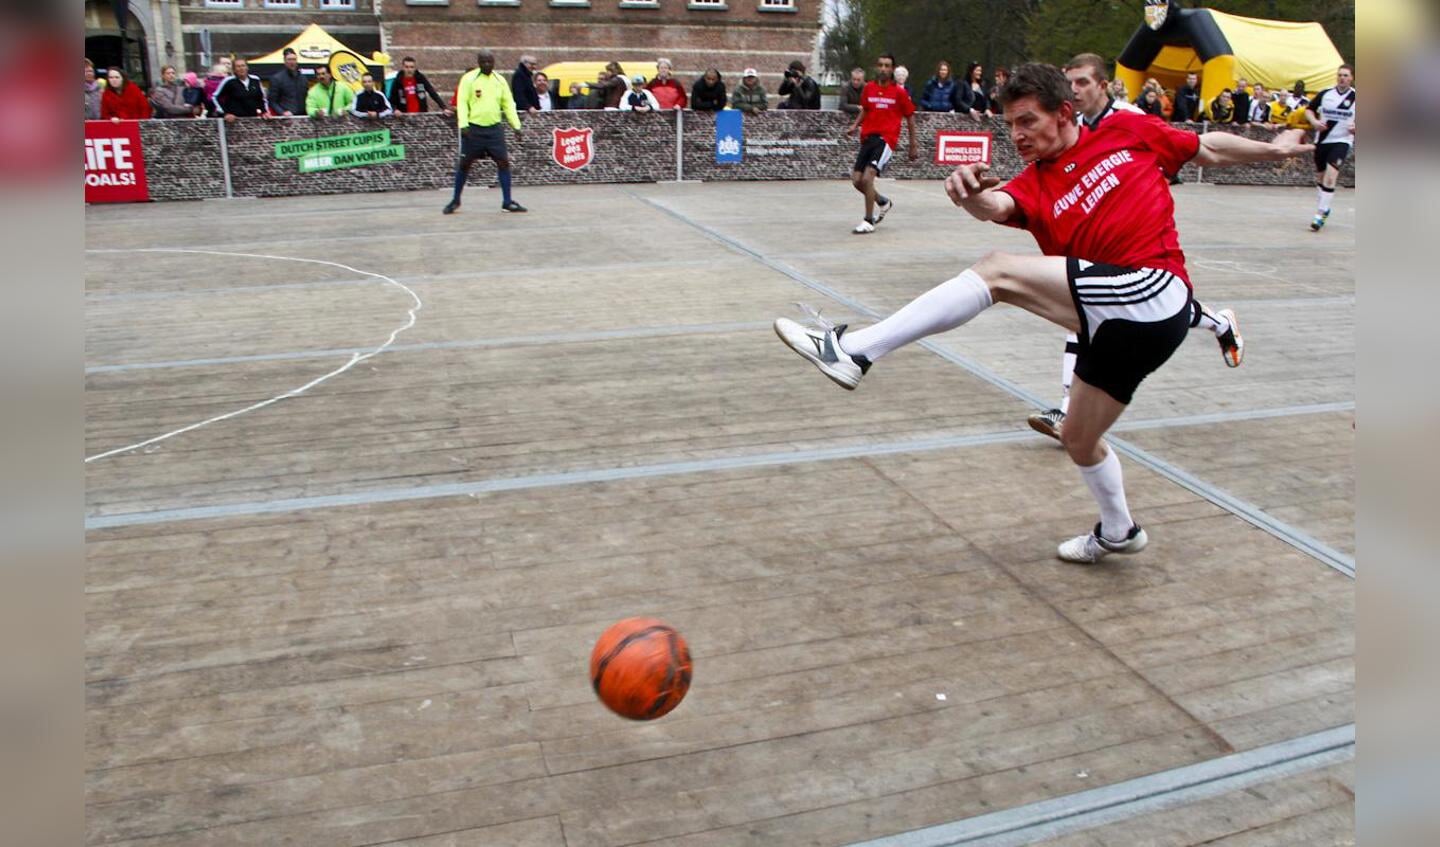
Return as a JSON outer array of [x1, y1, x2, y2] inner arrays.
[[84, 402, 1347, 531], [83, 249, 422, 463], [847, 724, 1354, 847], [86, 321, 770, 375]]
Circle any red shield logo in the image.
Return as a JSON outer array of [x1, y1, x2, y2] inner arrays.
[[552, 127, 594, 171]]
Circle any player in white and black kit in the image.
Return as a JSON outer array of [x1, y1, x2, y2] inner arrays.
[[1025, 54, 1244, 442], [1305, 64, 1356, 232]]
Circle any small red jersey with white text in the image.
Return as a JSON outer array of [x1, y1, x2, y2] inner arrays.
[[998, 112, 1200, 284], [859, 81, 916, 149]]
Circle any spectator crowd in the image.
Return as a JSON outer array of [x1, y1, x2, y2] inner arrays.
[[85, 48, 1327, 131]]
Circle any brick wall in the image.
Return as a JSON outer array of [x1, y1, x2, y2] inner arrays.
[[139, 120, 229, 200], [383, 0, 822, 96], [125, 111, 1355, 203]]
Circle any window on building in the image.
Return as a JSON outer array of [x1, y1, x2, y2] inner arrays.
[[262, 0, 300, 7], [620, 0, 659, 7], [550, 0, 590, 6], [204, 0, 245, 8], [688, 0, 727, 8], [759, 0, 795, 8], [319, 0, 358, 8]]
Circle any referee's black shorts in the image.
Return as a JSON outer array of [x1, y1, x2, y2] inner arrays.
[[461, 124, 508, 161], [1067, 258, 1192, 405]]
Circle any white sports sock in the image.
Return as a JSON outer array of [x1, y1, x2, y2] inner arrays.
[[1191, 302, 1230, 337], [1059, 334, 1078, 414], [839, 269, 993, 362], [1317, 186, 1334, 214], [1078, 448, 1134, 543]]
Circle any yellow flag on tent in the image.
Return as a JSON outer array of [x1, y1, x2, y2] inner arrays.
[[329, 50, 370, 93]]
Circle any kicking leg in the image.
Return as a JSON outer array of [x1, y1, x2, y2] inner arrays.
[[1056, 378, 1148, 563], [773, 252, 1073, 390]]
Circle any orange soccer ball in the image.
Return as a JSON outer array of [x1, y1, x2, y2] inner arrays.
[[589, 617, 693, 720]]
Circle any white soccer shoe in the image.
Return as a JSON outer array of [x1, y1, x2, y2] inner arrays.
[[1058, 523, 1149, 564], [773, 306, 872, 391], [873, 197, 894, 225], [1216, 308, 1243, 368], [852, 219, 876, 234]]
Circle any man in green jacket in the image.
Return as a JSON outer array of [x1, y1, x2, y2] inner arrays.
[[445, 49, 526, 214], [305, 66, 355, 117], [731, 68, 769, 114]]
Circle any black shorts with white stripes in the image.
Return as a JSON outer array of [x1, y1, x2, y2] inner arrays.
[[1313, 142, 1350, 172], [853, 134, 893, 175], [1067, 258, 1192, 405]]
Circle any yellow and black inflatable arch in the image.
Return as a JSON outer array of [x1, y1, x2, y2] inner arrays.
[[1117, 0, 1235, 118]]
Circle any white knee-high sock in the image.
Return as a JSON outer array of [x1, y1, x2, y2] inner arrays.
[[1059, 334, 1078, 414], [839, 269, 993, 362], [1190, 301, 1230, 337], [1079, 448, 1134, 542], [1317, 185, 1335, 214]]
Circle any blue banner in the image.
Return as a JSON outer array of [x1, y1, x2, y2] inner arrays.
[[715, 110, 743, 164]]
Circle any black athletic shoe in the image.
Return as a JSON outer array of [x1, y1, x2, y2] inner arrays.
[[442, 201, 460, 215], [1027, 408, 1065, 441], [502, 201, 528, 213]]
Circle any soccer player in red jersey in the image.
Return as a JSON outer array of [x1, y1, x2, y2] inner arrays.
[[844, 53, 919, 234], [1026, 53, 1245, 444], [776, 63, 1311, 563]]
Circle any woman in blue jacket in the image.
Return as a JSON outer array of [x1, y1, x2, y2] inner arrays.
[[918, 61, 958, 112]]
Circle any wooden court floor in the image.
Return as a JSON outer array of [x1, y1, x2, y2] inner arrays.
[[85, 180, 1355, 846]]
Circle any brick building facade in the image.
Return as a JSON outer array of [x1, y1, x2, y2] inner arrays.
[[380, 0, 824, 99], [179, 0, 382, 74]]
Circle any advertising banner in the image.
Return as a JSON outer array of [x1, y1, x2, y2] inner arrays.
[[933, 131, 992, 167], [84, 121, 149, 203], [715, 110, 743, 164]]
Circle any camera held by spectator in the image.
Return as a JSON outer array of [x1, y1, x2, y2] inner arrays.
[[778, 60, 820, 110]]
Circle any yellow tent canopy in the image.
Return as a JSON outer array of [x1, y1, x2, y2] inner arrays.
[[1208, 11, 1344, 95], [1117, 1, 1345, 116], [247, 23, 389, 87]]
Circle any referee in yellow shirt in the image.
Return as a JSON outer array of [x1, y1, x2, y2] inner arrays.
[[444, 49, 526, 214]]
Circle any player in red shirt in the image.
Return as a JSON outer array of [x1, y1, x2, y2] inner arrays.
[[844, 53, 918, 234], [776, 63, 1312, 563]]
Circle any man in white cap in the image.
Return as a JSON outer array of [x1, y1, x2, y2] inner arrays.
[[732, 68, 768, 114]]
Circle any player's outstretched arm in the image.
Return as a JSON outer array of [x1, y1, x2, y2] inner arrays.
[[1193, 128, 1313, 167], [944, 163, 1015, 222]]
